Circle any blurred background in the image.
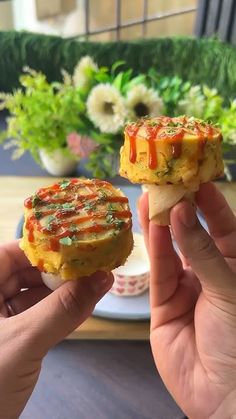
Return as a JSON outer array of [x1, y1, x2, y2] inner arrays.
[[0, 0, 197, 39]]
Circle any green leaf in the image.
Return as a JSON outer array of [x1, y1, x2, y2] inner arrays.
[[59, 237, 73, 246], [99, 66, 109, 73], [125, 74, 146, 89], [111, 60, 126, 75], [113, 72, 124, 91], [94, 72, 110, 83]]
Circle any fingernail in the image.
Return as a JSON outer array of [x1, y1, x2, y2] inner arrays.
[[90, 272, 113, 293], [178, 202, 197, 228]]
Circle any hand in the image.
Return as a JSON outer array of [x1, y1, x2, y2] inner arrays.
[[0, 241, 113, 419], [139, 182, 236, 419]]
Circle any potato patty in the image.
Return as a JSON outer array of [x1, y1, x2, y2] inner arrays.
[[20, 178, 133, 280], [120, 116, 224, 189]]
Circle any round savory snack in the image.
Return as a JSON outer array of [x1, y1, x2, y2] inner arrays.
[[120, 115, 224, 225], [20, 178, 133, 281]]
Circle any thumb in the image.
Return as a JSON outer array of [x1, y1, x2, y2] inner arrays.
[[19, 271, 113, 355], [170, 201, 235, 293]]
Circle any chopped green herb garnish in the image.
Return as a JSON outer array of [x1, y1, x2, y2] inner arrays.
[[166, 128, 176, 134], [47, 203, 60, 209], [84, 202, 96, 211], [59, 180, 70, 189], [45, 215, 56, 230], [106, 213, 114, 224], [32, 194, 41, 207], [61, 202, 75, 209], [47, 215, 55, 223], [114, 219, 125, 230], [57, 203, 76, 212], [148, 121, 158, 127], [107, 203, 116, 211], [98, 190, 107, 200], [34, 211, 42, 220], [59, 237, 72, 246], [69, 223, 78, 232]]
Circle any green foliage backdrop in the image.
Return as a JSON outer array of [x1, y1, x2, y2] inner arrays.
[[0, 31, 236, 100]]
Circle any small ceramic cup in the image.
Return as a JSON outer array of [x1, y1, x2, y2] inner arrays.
[[110, 232, 150, 297]]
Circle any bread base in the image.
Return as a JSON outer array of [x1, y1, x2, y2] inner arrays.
[[145, 184, 196, 226], [41, 272, 65, 290]]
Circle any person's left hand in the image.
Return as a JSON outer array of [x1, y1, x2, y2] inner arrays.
[[0, 241, 113, 419]]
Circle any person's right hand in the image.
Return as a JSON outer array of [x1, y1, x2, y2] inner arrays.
[[139, 182, 236, 419]]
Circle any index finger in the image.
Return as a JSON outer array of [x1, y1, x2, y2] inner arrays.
[[138, 193, 149, 253], [139, 194, 183, 307], [149, 222, 181, 308], [0, 240, 31, 283]]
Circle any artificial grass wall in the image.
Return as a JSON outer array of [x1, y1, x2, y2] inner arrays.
[[0, 31, 236, 99]]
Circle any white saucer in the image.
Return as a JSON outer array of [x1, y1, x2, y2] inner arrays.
[[93, 290, 150, 321]]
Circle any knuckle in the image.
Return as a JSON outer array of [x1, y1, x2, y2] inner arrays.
[[190, 230, 218, 261]]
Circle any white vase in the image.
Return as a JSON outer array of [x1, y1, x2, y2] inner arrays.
[[39, 149, 78, 177]]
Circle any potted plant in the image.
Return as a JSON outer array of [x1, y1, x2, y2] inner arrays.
[[0, 67, 85, 176], [0, 56, 235, 179], [0, 57, 164, 178]]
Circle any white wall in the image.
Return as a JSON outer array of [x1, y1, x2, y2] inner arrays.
[[11, 0, 197, 39], [0, 1, 14, 30], [13, 0, 64, 35], [12, 0, 85, 36]]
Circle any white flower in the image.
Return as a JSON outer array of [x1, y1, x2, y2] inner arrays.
[[61, 69, 72, 86], [178, 85, 205, 118], [73, 56, 98, 88], [86, 84, 126, 134], [126, 84, 164, 120]]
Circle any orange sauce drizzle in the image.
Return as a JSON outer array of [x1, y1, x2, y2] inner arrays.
[[125, 117, 220, 169], [37, 259, 45, 272], [24, 180, 131, 250], [126, 124, 140, 164]]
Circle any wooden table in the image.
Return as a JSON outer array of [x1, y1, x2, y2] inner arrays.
[[20, 340, 184, 419]]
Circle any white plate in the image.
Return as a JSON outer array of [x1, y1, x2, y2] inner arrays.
[[93, 290, 150, 321]]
